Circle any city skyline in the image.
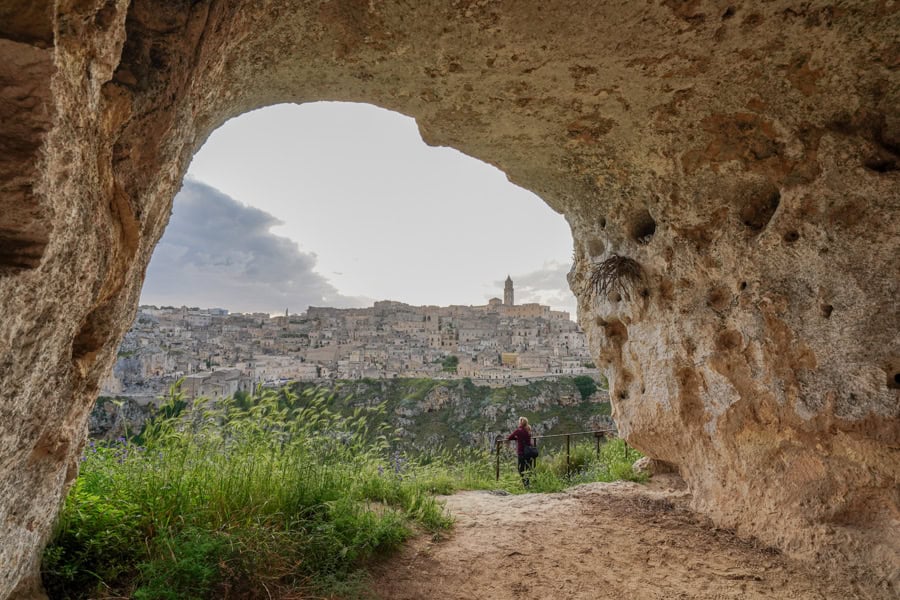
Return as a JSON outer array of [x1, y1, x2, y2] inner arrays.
[[139, 273, 576, 322], [139, 102, 576, 316], [106, 294, 593, 403]]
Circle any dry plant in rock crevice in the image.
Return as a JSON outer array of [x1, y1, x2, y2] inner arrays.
[[588, 254, 646, 302]]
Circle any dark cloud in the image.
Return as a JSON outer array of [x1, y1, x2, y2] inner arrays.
[[141, 180, 367, 313], [499, 262, 577, 315]]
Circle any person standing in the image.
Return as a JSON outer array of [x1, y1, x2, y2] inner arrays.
[[507, 416, 535, 488]]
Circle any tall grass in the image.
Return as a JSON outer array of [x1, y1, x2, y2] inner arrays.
[[43, 385, 643, 599], [410, 437, 645, 495], [43, 386, 449, 599]]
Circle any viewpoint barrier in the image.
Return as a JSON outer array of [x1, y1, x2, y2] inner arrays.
[[494, 429, 620, 481]]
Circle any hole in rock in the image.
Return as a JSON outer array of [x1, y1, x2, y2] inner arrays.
[[783, 230, 800, 243], [888, 361, 900, 390], [820, 304, 833, 319], [628, 209, 657, 244], [71, 303, 116, 375], [0, 201, 50, 276], [739, 281, 747, 291], [94, 0, 118, 31], [602, 318, 628, 344], [739, 185, 780, 232], [863, 156, 897, 173]]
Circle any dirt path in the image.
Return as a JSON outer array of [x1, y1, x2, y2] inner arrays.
[[371, 476, 887, 600]]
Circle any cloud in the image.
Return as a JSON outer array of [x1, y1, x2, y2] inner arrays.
[[141, 179, 368, 313], [499, 262, 577, 316]]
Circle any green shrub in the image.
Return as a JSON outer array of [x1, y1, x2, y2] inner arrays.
[[573, 375, 597, 400], [441, 355, 459, 372], [134, 529, 226, 600]]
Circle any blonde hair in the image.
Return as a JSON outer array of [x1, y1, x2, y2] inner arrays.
[[518, 416, 532, 433]]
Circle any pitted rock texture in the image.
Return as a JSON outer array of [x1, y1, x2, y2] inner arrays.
[[0, 1, 898, 597]]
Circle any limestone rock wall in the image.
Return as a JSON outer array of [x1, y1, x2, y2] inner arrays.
[[0, 1, 897, 597]]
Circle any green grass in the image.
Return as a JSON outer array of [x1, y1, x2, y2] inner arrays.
[[43, 385, 641, 599], [409, 437, 645, 495], [43, 386, 448, 599]]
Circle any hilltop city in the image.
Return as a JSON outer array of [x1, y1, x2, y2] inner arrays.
[[102, 277, 599, 404]]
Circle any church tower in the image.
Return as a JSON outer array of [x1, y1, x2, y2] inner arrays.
[[504, 275, 514, 306]]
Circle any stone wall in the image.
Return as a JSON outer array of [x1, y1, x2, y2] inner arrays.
[[0, 1, 897, 597]]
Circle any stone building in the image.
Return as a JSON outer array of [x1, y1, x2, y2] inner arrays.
[[503, 275, 514, 306], [182, 368, 249, 400]]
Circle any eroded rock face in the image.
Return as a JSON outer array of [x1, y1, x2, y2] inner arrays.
[[0, 1, 897, 597]]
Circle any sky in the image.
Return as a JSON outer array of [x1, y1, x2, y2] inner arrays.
[[141, 102, 577, 316]]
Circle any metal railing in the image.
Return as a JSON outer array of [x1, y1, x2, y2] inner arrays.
[[494, 429, 621, 480]]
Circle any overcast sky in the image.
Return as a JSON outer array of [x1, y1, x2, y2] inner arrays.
[[141, 102, 577, 316]]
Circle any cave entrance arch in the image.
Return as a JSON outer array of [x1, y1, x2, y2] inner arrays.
[[142, 100, 576, 317], [1, 2, 898, 597]]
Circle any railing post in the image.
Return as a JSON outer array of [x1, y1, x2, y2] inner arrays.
[[566, 434, 571, 474], [595, 432, 600, 457], [495, 439, 501, 481]]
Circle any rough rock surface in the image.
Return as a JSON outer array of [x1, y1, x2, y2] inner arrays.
[[86, 397, 150, 441], [633, 456, 678, 477], [0, 1, 897, 597]]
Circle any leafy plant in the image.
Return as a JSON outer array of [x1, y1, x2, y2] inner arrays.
[[441, 355, 459, 373], [573, 375, 597, 400]]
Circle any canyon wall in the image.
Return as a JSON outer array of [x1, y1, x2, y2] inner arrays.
[[0, 1, 897, 597]]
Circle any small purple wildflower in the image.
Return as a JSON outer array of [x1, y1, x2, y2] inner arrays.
[[390, 451, 406, 480]]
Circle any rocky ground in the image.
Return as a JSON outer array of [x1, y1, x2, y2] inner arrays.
[[371, 476, 893, 600]]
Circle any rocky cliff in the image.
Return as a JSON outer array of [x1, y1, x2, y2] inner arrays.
[[0, 1, 897, 597]]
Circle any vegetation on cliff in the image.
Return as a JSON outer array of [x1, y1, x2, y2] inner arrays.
[[46, 384, 637, 599], [289, 376, 612, 452]]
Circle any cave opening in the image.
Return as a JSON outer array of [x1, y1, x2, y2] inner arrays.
[[142, 101, 577, 319], [63, 100, 622, 599], [4, 2, 898, 596]]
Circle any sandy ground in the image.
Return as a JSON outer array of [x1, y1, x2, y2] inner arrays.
[[370, 476, 890, 600]]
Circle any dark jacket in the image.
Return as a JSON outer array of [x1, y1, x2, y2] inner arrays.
[[507, 426, 532, 456]]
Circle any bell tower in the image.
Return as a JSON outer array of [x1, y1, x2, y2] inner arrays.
[[504, 275, 514, 306]]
